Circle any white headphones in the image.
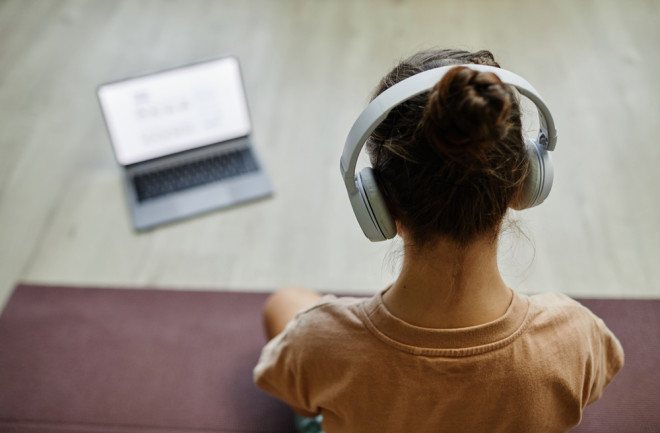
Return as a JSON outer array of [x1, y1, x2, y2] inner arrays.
[[340, 64, 558, 242]]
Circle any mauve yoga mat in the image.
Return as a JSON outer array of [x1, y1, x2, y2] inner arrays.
[[0, 284, 658, 433], [0, 285, 293, 433]]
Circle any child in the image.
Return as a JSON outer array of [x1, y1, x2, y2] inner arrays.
[[253, 48, 624, 433]]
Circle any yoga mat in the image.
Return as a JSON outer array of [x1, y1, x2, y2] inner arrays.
[[570, 297, 660, 433], [0, 284, 658, 432], [0, 285, 293, 433]]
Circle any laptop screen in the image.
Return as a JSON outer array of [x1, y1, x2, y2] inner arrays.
[[98, 56, 251, 166]]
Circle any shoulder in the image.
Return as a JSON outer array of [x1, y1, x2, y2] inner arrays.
[[527, 292, 603, 328], [253, 295, 370, 416], [525, 292, 624, 371], [286, 294, 371, 342], [253, 294, 373, 399], [260, 294, 372, 356]]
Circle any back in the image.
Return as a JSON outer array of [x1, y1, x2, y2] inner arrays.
[[254, 290, 623, 433]]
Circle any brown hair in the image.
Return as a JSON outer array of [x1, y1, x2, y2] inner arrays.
[[367, 49, 528, 247]]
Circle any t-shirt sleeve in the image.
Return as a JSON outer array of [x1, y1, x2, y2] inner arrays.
[[585, 313, 625, 406], [253, 302, 329, 417], [532, 293, 625, 409]]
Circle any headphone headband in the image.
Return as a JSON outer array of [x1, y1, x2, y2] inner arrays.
[[340, 64, 558, 193]]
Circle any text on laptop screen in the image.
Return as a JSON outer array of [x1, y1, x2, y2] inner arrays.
[[98, 57, 251, 166]]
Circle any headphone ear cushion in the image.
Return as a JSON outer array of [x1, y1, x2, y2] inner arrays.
[[357, 167, 397, 240], [513, 139, 554, 210]]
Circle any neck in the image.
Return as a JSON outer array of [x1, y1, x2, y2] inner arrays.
[[383, 235, 512, 329]]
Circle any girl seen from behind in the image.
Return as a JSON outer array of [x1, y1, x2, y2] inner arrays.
[[254, 48, 624, 433]]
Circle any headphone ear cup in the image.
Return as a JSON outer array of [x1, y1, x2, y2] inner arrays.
[[513, 138, 554, 210], [356, 167, 397, 240]]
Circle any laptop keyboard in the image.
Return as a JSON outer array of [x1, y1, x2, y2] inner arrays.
[[132, 148, 259, 202]]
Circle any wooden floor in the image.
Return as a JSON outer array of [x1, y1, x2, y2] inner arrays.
[[1, 0, 659, 310]]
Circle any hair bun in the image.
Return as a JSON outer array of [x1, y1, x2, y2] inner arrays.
[[421, 66, 513, 157]]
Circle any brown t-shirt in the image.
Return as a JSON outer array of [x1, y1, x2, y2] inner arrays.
[[254, 290, 624, 433]]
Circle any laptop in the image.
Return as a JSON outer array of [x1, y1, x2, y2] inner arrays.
[[97, 56, 274, 231]]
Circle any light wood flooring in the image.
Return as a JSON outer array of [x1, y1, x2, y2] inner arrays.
[[1, 0, 659, 310]]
